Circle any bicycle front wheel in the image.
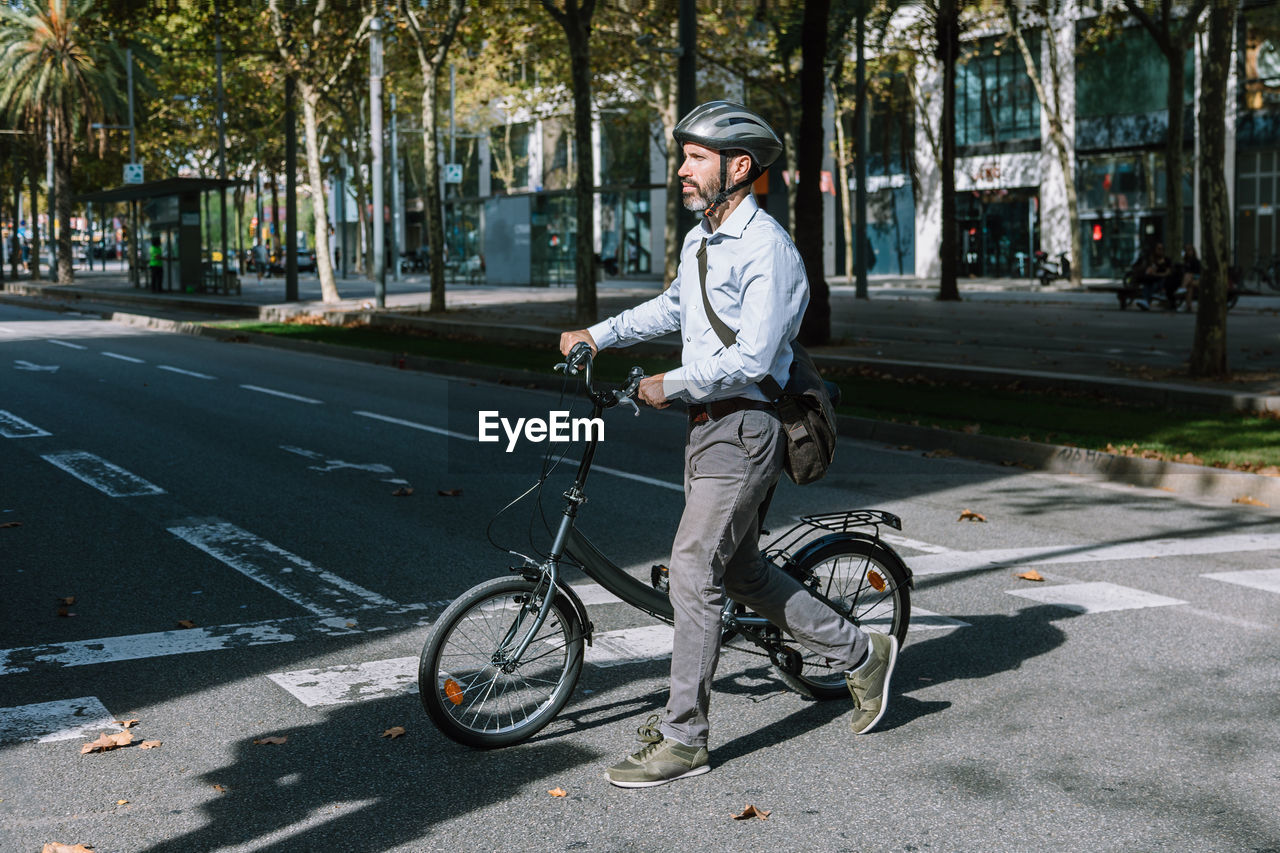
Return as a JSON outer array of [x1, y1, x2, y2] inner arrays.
[[420, 577, 584, 749], [782, 537, 911, 700]]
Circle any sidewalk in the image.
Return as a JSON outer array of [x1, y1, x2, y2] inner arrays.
[[4, 266, 1280, 506]]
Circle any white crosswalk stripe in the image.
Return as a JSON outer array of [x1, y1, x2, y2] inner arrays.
[[1006, 581, 1186, 614]]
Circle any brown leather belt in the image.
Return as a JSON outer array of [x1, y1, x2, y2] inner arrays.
[[688, 397, 774, 425]]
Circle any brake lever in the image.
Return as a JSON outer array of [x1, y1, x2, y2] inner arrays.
[[616, 395, 640, 416]]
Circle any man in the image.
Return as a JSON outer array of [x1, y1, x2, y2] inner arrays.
[[148, 235, 164, 293], [559, 102, 897, 789], [1135, 242, 1174, 310]]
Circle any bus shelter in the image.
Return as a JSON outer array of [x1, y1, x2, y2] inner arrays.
[[77, 177, 243, 294]]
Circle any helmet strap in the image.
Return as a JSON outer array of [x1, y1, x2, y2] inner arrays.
[[703, 153, 760, 219]]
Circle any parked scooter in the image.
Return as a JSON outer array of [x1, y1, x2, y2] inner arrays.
[[1034, 250, 1071, 286]]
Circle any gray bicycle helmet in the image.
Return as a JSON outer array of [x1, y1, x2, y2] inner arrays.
[[673, 101, 782, 215], [673, 101, 783, 169]]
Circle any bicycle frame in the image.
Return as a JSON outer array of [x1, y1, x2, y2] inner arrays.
[[496, 349, 908, 668]]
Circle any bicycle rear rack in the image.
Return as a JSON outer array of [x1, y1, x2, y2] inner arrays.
[[762, 509, 901, 567]]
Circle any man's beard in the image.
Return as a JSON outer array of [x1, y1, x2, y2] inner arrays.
[[682, 174, 719, 212]]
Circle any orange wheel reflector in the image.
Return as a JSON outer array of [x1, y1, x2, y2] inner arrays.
[[867, 570, 886, 592], [444, 678, 464, 705]]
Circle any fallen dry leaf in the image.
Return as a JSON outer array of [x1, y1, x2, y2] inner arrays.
[[58, 596, 76, 606], [957, 509, 987, 523], [42, 844, 94, 853], [391, 487, 414, 497], [437, 488, 463, 497], [139, 741, 162, 750], [548, 787, 568, 797], [253, 736, 288, 745], [732, 804, 771, 821], [1015, 570, 1045, 582], [116, 799, 129, 805], [81, 731, 134, 755], [113, 719, 139, 729], [381, 726, 407, 739], [56, 607, 75, 618], [0, 521, 22, 529], [924, 448, 956, 459], [1233, 495, 1270, 507], [176, 620, 197, 629], [212, 784, 228, 794]]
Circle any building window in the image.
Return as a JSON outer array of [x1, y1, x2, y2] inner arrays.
[[1244, 4, 1280, 111], [955, 35, 1040, 147], [1076, 26, 1192, 119]]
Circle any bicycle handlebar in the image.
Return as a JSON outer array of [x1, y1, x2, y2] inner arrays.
[[555, 343, 644, 416]]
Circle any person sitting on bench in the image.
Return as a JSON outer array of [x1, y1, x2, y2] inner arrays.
[[1135, 242, 1174, 310]]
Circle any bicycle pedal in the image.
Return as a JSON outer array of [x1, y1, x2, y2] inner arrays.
[[650, 564, 670, 593]]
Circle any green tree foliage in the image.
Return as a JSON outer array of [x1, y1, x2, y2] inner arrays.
[[0, 0, 128, 283]]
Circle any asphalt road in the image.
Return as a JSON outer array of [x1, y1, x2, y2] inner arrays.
[[2, 302, 1279, 852]]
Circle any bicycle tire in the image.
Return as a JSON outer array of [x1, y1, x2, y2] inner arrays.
[[777, 537, 911, 700], [420, 576, 584, 749]]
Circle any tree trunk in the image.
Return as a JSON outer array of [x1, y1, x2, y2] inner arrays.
[[54, 111, 74, 284], [937, 0, 960, 301], [567, 22, 597, 326], [796, 0, 831, 345], [422, 73, 447, 313], [1163, 43, 1185, 251], [658, 73, 681, 286], [270, 175, 281, 263], [28, 151, 41, 281], [832, 76, 854, 284], [300, 86, 339, 303], [1190, 0, 1236, 378]]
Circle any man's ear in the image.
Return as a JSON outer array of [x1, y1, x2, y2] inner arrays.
[[731, 153, 755, 186]]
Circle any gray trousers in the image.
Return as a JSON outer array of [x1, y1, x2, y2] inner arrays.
[[659, 408, 868, 748]]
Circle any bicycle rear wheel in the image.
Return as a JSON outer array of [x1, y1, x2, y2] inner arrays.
[[780, 537, 911, 700], [420, 577, 584, 749]]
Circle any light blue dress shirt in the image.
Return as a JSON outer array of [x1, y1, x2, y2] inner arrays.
[[586, 194, 808, 403]]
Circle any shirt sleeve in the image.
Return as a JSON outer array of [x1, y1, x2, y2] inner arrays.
[[586, 275, 682, 351], [662, 238, 806, 402]]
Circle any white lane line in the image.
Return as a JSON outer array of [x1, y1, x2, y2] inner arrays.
[[102, 351, 145, 363], [592, 464, 682, 492], [0, 697, 122, 745], [47, 339, 87, 350], [41, 451, 165, 497], [0, 609, 440, 676], [158, 365, 216, 379], [353, 409, 472, 442], [881, 533, 953, 555], [1202, 568, 1280, 595], [585, 624, 675, 667], [0, 326, 13, 334], [267, 657, 419, 707], [167, 519, 399, 616], [354, 410, 684, 490], [908, 533, 1280, 577], [241, 384, 323, 404], [1006, 581, 1186, 614], [0, 410, 51, 439]]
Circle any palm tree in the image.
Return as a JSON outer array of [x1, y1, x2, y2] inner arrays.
[[0, 0, 127, 284]]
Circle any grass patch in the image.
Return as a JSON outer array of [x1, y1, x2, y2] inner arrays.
[[219, 319, 1280, 472]]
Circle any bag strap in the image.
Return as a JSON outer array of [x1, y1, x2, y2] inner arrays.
[[697, 237, 786, 401]]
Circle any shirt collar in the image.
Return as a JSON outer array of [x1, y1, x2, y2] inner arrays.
[[701, 193, 760, 242]]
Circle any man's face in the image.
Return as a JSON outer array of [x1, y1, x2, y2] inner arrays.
[[678, 142, 720, 212], [677, 143, 751, 213]]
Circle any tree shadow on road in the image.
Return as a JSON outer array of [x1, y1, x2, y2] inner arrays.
[[137, 694, 602, 853]]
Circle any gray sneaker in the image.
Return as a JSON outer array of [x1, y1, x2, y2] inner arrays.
[[606, 727, 710, 788], [845, 631, 899, 735]]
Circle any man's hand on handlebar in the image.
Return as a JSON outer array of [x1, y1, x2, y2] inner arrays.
[[559, 330, 597, 357], [638, 373, 670, 409]]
